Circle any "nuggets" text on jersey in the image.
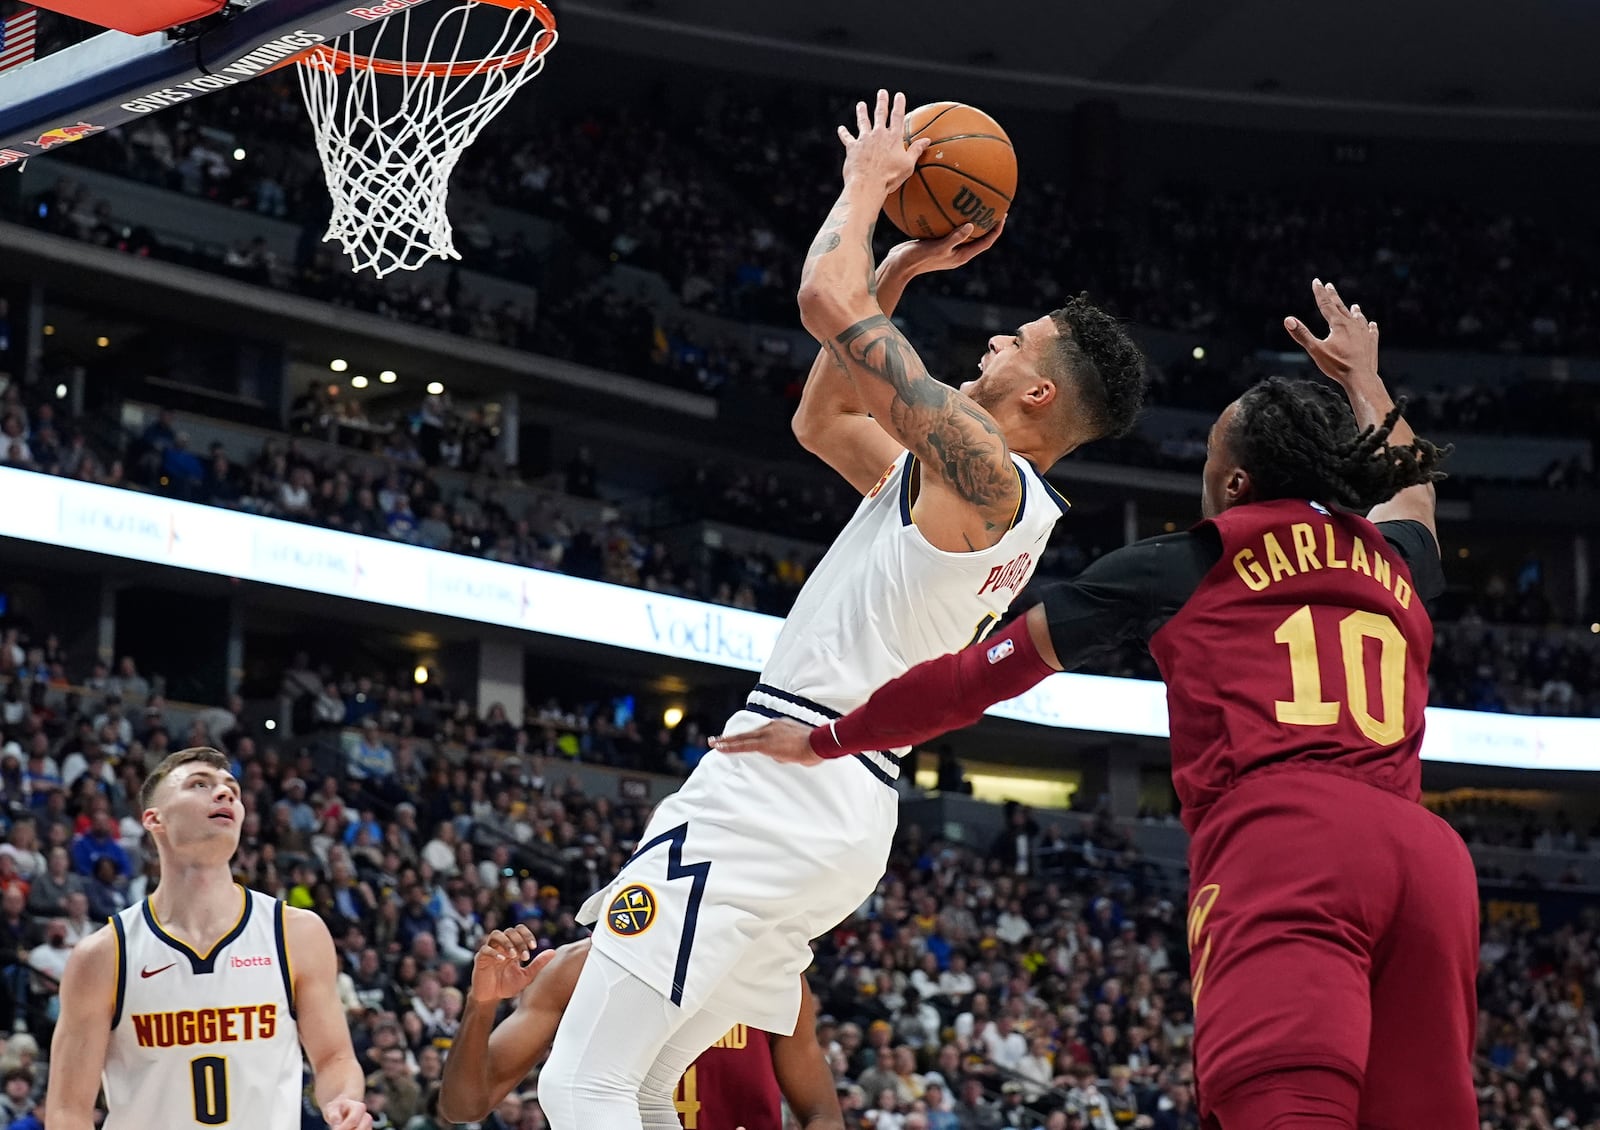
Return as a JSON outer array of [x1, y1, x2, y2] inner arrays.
[[130, 1003, 278, 1047]]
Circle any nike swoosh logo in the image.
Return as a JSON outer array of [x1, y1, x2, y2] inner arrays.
[[140, 962, 176, 978]]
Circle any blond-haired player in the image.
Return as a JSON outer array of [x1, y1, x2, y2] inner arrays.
[[47, 747, 371, 1130]]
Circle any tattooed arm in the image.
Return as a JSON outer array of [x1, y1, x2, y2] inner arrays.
[[794, 226, 1009, 495], [792, 255, 921, 495], [797, 90, 1020, 548]]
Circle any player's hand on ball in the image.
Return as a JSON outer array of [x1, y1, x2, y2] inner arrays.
[[885, 216, 1006, 276], [1284, 278, 1380, 387], [469, 925, 549, 1004], [321, 1096, 372, 1130], [839, 89, 930, 197], [709, 719, 824, 766]]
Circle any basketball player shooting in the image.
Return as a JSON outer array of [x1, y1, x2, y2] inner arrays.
[[440, 932, 843, 1130], [535, 90, 1145, 1130], [714, 282, 1478, 1129], [47, 748, 371, 1130]]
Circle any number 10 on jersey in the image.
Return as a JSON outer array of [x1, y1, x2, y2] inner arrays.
[[1273, 605, 1407, 745]]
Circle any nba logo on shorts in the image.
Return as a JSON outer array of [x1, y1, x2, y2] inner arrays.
[[607, 884, 657, 937], [987, 639, 1014, 665]]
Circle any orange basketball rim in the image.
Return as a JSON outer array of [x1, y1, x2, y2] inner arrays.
[[295, 0, 556, 77]]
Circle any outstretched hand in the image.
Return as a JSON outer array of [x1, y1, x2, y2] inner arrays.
[[469, 925, 550, 1004], [884, 216, 1006, 277], [1284, 278, 1380, 387], [840, 89, 930, 197], [709, 719, 825, 767]]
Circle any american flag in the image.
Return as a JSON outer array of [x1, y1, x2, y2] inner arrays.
[[0, 7, 37, 74]]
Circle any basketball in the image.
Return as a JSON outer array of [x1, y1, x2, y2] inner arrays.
[[886, 102, 1017, 240]]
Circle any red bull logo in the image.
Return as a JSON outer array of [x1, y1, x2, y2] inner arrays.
[[0, 149, 26, 169], [27, 121, 103, 152]]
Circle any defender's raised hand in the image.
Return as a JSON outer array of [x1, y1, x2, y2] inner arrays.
[[1284, 278, 1381, 387], [840, 89, 930, 197], [469, 925, 548, 1004]]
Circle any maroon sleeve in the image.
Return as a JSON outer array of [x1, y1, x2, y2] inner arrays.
[[809, 614, 1056, 758]]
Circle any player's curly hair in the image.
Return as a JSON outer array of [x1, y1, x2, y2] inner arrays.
[[1048, 294, 1148, 440], [1233, 377, 1450, 511]]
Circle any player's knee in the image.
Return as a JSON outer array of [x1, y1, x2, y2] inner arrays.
[[1212, 1066, 1360, 1130]]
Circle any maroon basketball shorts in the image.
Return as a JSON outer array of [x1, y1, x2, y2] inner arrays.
[[1185, 769, 1478, 1129]]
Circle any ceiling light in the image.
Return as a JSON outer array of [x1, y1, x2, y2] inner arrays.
[[663, 707, 684, 728], [42, 324, 54, 336], [351, 375, 369, 389], [413, 665, 429, 685], [426, 381, 444, 395], [54, 384, 67, 399], [96, 336, 109, 348], [379, 370, 397, 383], [330, 359, 348, 372], [232, 148, 246, 161]]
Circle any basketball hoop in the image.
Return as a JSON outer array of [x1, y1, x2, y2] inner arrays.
[[295, 0, 557, 278]]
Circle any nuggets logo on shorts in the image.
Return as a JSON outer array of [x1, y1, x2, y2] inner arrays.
[[606, 884, 658, 937]]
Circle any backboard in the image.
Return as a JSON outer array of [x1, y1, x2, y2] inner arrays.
[[0, 0, 423, 165]]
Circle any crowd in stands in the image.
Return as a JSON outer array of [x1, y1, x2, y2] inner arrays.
[[0, 608, 1595, 1129], [17, 73, 1600, 445]]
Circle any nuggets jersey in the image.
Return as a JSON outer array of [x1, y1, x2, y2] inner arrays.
[[760, 450, 1068, 716], [104, 886, 301, 1130], [582, 451, 1066, 1033], [675, 1024, 781, 1130]]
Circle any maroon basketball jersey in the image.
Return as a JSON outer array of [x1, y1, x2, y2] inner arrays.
[[675, 1023, 781, 1130], [1149, 499, 1433, 834]]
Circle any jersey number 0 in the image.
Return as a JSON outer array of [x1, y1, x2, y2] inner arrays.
[[1272, 606, 1407, 745], [190, 1055, 231, 1125]]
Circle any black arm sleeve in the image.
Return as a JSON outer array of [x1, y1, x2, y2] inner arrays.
[[1039, 530, 1218, 671], [1376, 519, 1446, 603]]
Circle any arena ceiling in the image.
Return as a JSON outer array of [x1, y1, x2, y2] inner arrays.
[[557, 0, 1600, 139]]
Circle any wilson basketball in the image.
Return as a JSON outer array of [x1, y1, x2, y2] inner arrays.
[[887, 102, 1017, 240]]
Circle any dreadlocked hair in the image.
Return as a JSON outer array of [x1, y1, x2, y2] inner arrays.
[[1047, 294, 1148, 439], [1233, 377, 1451, 511]]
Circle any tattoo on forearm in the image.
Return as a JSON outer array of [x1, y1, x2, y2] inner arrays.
[[804, 198, 851, 274], [834, 315, 1015, 514]]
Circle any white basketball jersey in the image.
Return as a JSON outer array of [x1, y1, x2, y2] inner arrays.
[[104, 886, 302, 1130], [580, 450, 1069, 1032], [760, 449, 1068, 721]]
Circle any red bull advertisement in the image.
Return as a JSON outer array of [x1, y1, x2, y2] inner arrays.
[[25, 121, 102, 151]]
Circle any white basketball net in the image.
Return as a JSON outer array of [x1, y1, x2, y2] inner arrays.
[[297, 0, 557, 278]]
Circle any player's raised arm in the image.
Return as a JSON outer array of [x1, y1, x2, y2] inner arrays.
[[45, 926, 118, 1130], [793, 223, 1005, 495], [439, 930, 578, 1123], [286, 908, 372, 1130], [770, 979, 847, 1130], [797, 90, 1021, 540], [1284, 280, 1449, 548]]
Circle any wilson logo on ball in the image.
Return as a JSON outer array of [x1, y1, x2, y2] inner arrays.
[[951, 187, 998, 230], [606, 884, 658, 937]]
